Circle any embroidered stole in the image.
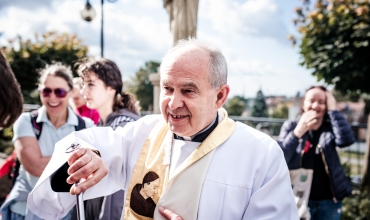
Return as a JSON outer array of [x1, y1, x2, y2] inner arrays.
[[123, 108, 236, 219]]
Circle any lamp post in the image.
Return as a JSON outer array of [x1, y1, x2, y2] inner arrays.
[[80, 0, 117, 58]]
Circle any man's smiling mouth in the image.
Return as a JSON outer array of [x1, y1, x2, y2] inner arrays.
[[171, 114, 187, 119]]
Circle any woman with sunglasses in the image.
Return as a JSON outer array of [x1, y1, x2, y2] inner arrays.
[[73, 58, 140, 220], [0, 63, 95, 220]]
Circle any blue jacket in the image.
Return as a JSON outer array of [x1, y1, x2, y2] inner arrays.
[[278, 110, 355, 201]]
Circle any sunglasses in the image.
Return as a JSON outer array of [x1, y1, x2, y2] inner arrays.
[[40, 87, 70, 98]]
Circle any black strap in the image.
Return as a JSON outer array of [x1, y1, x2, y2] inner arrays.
[[75, 115, 86, 131], [30, 110, 86, 140], [30, 110, 43, 140]]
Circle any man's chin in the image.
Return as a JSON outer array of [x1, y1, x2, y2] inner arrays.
[[169, 127, 190, 137]]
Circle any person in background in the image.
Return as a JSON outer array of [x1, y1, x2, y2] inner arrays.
[[0, 52, 23, 130], [278, 86, 355, 220], [73, 58, 140, 220], [70, 77, 100, 125], [0, 63, 95, 220]]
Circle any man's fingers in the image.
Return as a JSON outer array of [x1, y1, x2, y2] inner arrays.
[[67, 147, 87, 166], [158, 207, 183, 220], [67, 151, 94, 176], [69, 165, 108, 195], [67, 154, 102, 184], [67, 148, 106, 184]]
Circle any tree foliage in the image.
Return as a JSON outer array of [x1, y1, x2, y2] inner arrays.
[[269, 104, 289, 119], [1, 31, 88, 104], [125, 61, 159, 111], [225, 96, 246, 116], [251, 90, 268, 118], [292, 0, 370, 96]]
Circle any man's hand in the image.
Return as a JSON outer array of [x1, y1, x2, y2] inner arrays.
[[158, 207, 183, 220], [66, 147, 108, 195]]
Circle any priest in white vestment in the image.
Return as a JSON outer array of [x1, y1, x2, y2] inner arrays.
[[27, 39, 299, 220]]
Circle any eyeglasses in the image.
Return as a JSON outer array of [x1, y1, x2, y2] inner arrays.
[[39, 87, 70, 98]]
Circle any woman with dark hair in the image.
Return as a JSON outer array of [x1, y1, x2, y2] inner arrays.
[[0, 52, 23, 129], [77, 58, 140, 129], [76, 58, 140, 220], [278, 86, 355, 220], [130, 171, 160, 218], [0, 63, 95, 220]]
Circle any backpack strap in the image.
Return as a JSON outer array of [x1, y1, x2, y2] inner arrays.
[[30, 110, 43, 140], [75, 115, 86, 131], [11, 110, 42, 186]]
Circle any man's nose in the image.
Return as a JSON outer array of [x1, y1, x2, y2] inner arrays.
[[168, 92, 184, 109]]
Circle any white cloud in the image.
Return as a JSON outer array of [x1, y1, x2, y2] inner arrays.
[[200, 0, 289, 45], [138, 0, 162, 9]]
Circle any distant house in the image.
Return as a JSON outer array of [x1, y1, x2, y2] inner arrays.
[[336, 101, 365, 124]]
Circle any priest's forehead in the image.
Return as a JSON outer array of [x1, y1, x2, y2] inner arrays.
[[160, 39, 227, 89]]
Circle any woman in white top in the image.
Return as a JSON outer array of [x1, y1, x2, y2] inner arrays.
[[0, 63, 95, 220]]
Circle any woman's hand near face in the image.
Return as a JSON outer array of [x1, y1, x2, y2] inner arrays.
[[293, 110, 319, 138], [326, 91, 337, 111]]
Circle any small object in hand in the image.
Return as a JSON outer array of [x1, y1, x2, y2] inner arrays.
[[66, 142, 81, 153]]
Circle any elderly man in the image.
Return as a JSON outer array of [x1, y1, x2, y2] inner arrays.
[[28, 39, 298, 219]]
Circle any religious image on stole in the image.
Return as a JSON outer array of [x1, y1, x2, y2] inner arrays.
[[130, 171, 160, 218]]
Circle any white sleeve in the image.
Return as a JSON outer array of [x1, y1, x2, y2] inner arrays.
[[27, 115, 160, 219], [27, 125, 132, 219], [242, 142, 299, 220]]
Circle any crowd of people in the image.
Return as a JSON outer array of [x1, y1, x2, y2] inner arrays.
[[0, 38, 357, 220]]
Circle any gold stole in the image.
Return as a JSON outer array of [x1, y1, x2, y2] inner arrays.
[[123, 108, 236, 219]]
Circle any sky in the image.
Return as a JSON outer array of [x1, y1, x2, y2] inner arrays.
[[0, 0, 324, 98]]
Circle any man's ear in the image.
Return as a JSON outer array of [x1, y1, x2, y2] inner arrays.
[[215, 84, 230, 108]]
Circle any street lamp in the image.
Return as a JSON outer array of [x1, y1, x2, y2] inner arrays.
[[80, 0, 117, 58]]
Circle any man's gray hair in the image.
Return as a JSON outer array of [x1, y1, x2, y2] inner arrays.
[[160, 38, 228, 89]]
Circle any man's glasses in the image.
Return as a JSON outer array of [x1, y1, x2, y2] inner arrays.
[[39, 87, 70, 98]]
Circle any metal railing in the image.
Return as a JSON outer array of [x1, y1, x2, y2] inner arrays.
[[229, 115, 367, 179]]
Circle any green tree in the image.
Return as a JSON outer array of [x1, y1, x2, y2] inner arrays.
[[292, 0, 370, 96], [225, 96, 246, 116], [251, 90, 268, 118], [270, 104, 289, 119], [1, 31, 88, 104], [125, 61, 159, 111]]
